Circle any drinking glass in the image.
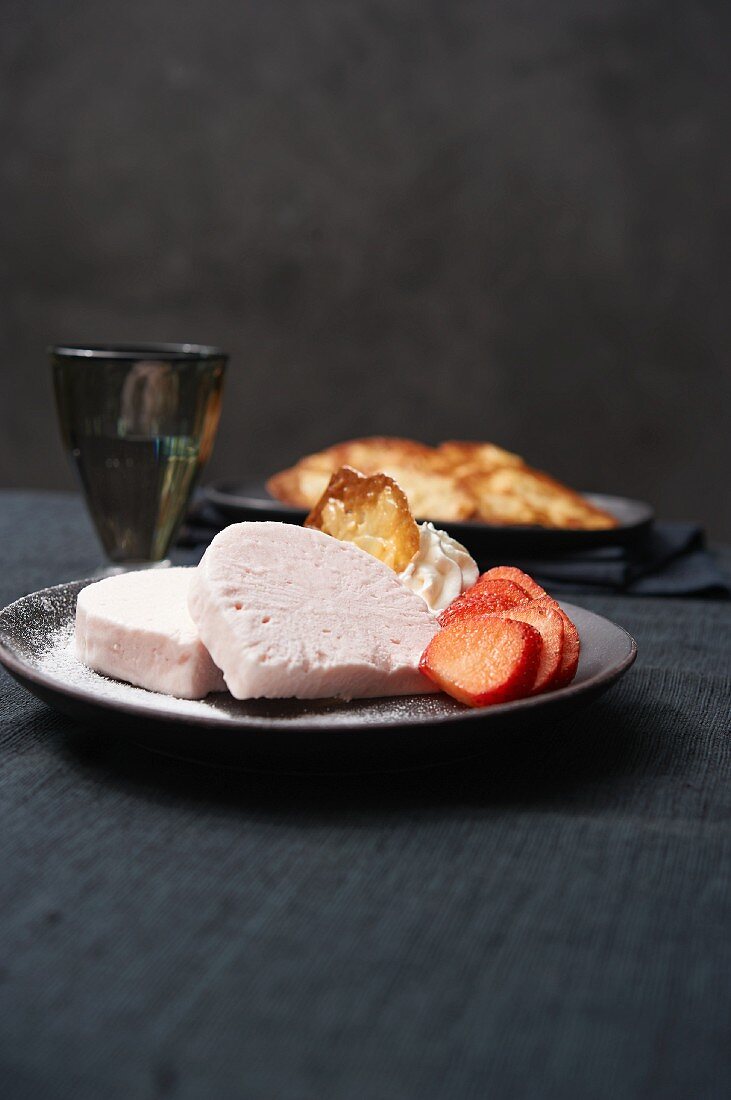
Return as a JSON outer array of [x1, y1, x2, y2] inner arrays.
[[51, 343, 227, 566]]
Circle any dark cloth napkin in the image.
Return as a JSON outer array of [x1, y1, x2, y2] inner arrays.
[[178, 501, 730, 598], [503, 521, 730, 597]]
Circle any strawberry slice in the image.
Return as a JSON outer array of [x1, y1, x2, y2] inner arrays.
[[479, 566, 546, 600], [554, 610, 580, 687], [419, 615, 542, 707], [438, 578, 529, 628], [499, 596, 564, 693], [479, 567, 580, 688]]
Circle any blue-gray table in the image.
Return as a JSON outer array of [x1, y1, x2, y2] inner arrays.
[[1, 491, 729, 1100]]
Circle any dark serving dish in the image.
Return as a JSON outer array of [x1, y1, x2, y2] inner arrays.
[[203, 481, 654, 557]]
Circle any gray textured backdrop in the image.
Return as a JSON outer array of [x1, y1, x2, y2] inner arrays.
[[1, 0, 729, 537]]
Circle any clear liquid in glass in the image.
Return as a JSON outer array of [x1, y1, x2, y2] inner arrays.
[[52, 347, 226, 563]]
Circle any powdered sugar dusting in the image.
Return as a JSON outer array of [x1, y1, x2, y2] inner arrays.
[[39, 622, 222, 719], [9, 581, 464, 729]]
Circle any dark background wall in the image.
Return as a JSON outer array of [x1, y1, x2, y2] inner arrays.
[[1, 0, 729, 537]]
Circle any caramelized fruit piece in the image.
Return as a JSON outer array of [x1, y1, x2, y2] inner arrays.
[[420, 615, 542, 707], [438, 578, 529, 628], [304, 465, 420, 573]]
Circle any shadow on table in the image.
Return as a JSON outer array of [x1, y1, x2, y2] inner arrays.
[[48, 683, 667, 823]]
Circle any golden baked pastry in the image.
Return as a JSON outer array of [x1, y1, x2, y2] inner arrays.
[[435, 441, 524, 477], [268, 437, 473, 522], [304, 466, 420, 573], [462, 467, 617, 529], [267, 436, 618, 530]]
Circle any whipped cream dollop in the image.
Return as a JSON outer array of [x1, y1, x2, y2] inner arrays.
[[398, 522, 479, 614]]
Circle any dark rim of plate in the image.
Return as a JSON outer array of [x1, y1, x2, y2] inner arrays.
[[204, 483, 655, 534], [49, 343, 228, 362]]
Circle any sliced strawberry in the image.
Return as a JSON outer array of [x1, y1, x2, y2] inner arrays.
[[499, 596, 564, 693], [419, 615, 542, 707], [554, 610, 580, 687], [438, 578, 529, 628], [479, 566, 546, 600]]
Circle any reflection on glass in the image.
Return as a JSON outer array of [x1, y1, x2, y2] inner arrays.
[[51, 344, 227, 563]]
